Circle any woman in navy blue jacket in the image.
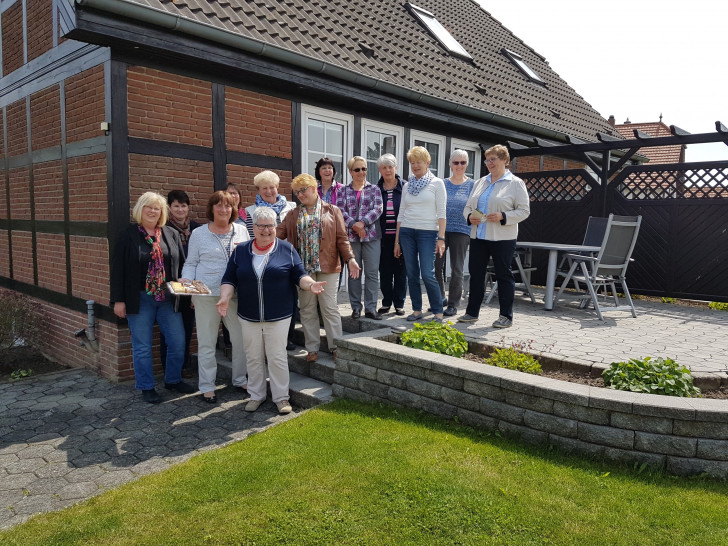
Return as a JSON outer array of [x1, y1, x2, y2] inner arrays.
[[217, 207, 325, 414]]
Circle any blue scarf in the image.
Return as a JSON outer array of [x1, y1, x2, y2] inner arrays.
[[407, 170, 434, 196], [255, 193, 288, 216]]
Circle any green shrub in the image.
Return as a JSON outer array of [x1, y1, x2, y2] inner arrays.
[[709, 301, 728, 311], [0, 292, 41, 350], [602, 357, 701, 397], [661, 297, 676, 304], [484, 347, 542, 375], [400, 321, 468, 358]]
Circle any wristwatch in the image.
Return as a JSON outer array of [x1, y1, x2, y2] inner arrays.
[[437, 237, 445, 241]]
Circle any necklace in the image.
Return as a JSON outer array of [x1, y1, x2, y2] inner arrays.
[[253, 239, 274, 251]]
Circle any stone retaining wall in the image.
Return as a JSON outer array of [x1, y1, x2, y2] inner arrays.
[[334, 329, 728, 479]]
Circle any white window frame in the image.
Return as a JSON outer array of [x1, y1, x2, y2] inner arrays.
[[301, 105, 354, 184], [406, 3, 472, 61], [410, 130, 446, 178], [361, 119, 404, 181], [502, 48, 544, 84], [450, 139, 482, 181]]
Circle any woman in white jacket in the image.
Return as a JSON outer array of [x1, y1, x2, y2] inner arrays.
[[181, 191, 250, 402], [459, 145, 530, 328]]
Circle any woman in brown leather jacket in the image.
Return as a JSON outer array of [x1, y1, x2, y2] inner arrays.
[[277, 174, 360, 363]]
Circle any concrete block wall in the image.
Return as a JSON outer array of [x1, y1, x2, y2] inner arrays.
[[334, 330, 728, 479]]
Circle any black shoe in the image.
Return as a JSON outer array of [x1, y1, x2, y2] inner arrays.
[[443, 306, 457, 317], [351, 309, 361, 319], [394, 308, 405, 316], [286, 340, 296, 351], [142, 389, 161, 404], [164, 381, 196, 394], [234, 385, 247, 393], [202, 394, 217, 404], [365, 311, 382, 320], [377, 306, 391, 314]]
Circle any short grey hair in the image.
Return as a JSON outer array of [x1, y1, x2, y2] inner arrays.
[[450, 149, 469, 165], [377, 153, 398, 167], [252, 206, 277, 224]]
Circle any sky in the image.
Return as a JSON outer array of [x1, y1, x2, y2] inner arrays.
[[478, 0, 728, 162]]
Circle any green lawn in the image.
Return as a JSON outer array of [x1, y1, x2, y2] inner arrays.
[[2, 399, 727, 545]]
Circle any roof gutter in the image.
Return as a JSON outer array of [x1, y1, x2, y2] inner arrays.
[[76, 0, 581, 144]]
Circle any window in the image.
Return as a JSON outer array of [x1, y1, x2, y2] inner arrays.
[[502, 48, 544, 84], [406, 3, 472, 60], [301, 105, 354, 184], [410, 130, 446, 178], [362, 120, 403, 184], [450, 139, 482, 180]]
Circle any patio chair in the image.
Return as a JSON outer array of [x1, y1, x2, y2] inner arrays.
[[485, 250, 536, 304], [553, 214, 642, 320], [556, 215, 609, 291]]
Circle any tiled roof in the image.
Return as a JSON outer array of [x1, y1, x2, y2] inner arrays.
[[615, 122, 685, 164], [99, 0, 618, 142]]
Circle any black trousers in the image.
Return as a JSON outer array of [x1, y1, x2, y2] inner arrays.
[[379, 235, 407, 309], [465, 238, 517, 320]]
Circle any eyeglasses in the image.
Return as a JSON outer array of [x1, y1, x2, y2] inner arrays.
[[485, 158, 500, 163], [293, 187, 310, 196], [254, 224, 276, 231], [451, 161, 467, 166], [352, 167, 367, 172]]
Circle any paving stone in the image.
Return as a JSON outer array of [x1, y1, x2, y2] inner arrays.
[[94, 469, 136, 488], [16, 444, 56, 459], [57, 481, 100, 500], [0, 472, 36, 491], [78, 440, 116, 454], [0, 453, 20, 466], [11, 494, 64, 516], [5, 458, 48, 475], [33, 462, 74, 479], [26, 476, 71, 495], [64, 466, 107, 484], [100, 454, 140, 469], [72, 452, 111, 467], [132, 458, 171, 476]]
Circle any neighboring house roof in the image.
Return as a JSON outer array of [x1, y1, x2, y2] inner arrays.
[[615, 121, 685, 164], [74, 0, 618, 143]]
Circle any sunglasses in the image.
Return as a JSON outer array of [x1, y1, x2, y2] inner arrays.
[[352, 167, 367, 172], [451, 161, 467, 166]]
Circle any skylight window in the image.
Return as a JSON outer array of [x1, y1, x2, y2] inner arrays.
[[406, 3, 472, 61], [502, 48, 544, 83]]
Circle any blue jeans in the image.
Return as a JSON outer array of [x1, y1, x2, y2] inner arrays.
[[126, 291, 185, 390], [399, 227, 443, 315]]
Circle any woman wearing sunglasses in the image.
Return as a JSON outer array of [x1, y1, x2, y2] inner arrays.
[[336, 156, 383, 320], [435, 149, 476, 317]]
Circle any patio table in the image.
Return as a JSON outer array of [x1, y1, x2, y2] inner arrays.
[[517, 242, 601, 310]]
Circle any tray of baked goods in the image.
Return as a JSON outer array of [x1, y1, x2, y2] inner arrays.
[[167, 280, 213, 296]]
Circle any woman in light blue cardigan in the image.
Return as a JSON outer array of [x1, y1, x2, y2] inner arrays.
[[181, 191, 249, 403]]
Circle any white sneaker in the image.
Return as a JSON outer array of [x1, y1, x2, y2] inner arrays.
[[276, 401, 293, 414], [245, 399, 264, 412], [492, 315, 513, 328]]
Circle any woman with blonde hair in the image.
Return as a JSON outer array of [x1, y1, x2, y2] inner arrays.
[[278, 173, 360, 362], [110, 191, 196, 403]]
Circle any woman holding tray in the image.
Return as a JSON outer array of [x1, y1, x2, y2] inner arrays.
[[181, 191, 250, 403]]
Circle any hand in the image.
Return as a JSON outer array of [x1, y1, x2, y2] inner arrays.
[[394, 242, 401, 258], [113, 302, 126, 319], [436, 239, 446, 257], [310, 281, 327, 295], [353, 221, 366, 238], [216, 298, 229, 318], [486, 212, 503, 223], [179, 278, 191, 283], [348, 259, 361, 279], [469, 214, 482, 226]]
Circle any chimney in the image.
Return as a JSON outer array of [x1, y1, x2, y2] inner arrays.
[[624, 117, 631, 125], [608, 115, 615, 126]]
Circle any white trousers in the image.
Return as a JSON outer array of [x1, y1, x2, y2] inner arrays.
[[240, 318, 291, 403], [193, 295, 247, 394], [298, 271, 341, 352]]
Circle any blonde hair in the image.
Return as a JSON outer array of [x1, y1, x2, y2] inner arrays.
[[253, 170, 280, 188], [346, 156, 366, 170], [484, 144, 510, 163], [291, 173, 317, 191], [406, 146, 431, 164], [132, 192, 168, 226]]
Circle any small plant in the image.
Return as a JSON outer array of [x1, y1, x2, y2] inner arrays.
[[484, 347, 542, 375], [0, 291, 41, 349], [11, 369, 34, 380], [661, 297, 676, 304], [400, 321, 468, 358], [709, 302, 728, 311], [602, 357, 701, 397]]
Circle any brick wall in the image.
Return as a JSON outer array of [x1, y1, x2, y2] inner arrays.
[[11, 230, 34, 284], [225, 87, 292, 158], [27, 0, 54, 63], [227, 164, 293, 207], [0, 230, 8, 277], [1, 2, 24, 75], [8, 167, 31, 219], [30, 84, 62, 150], [6, 100, 28, 157], [36, 232, 67, 292], [65, 65, 106, 144], [128, 154, 214, 221], [67, 154, 108, 222], [33, 160, 64, 221], [69, 235, 109, 306], [127, 67, 212, 147], [0, 109, 5, 159]]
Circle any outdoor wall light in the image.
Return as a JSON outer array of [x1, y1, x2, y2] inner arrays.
[[100, 121, 110, 135]]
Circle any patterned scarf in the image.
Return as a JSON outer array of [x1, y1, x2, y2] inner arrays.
[[255, 193, 288, 216], [167, 216, 191, 248], [296, 199, 322, 275], [139, 225, 166, 301], [407, 169, 434, 196]]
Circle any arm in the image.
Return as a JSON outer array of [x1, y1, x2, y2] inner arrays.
[[360, 185, 383, 226], [298, 275, 326, 294], [436, 218, 446, 257], [216, 283, 235, 317], [333, 207, 361, 279], [464, 179, 484, 226], [394, 221, 402, 258], [336, 187, 355, 228], [180, 228, 202, 281]]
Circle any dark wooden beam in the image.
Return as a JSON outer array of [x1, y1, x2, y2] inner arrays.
[[633, 129, 651, 139], [670, 125, 691, 136]]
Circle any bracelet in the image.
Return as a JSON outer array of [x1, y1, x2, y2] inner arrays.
[[437, 237, 445, 241], [394, 241, 400, 245]]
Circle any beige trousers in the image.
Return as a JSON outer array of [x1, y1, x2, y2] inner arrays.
[[298, 272, 341, 353], [240, 318, 291, 403]]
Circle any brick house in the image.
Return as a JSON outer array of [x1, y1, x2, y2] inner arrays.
[[0, 0, 618, 380], [612, 116, 686, 164]]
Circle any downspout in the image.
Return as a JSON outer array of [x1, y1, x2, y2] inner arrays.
[[74, 299, 99, 352], [75, 0, 575, 144]]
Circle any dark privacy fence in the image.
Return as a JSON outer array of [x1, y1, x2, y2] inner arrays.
[[516, 161, 728, 302]]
